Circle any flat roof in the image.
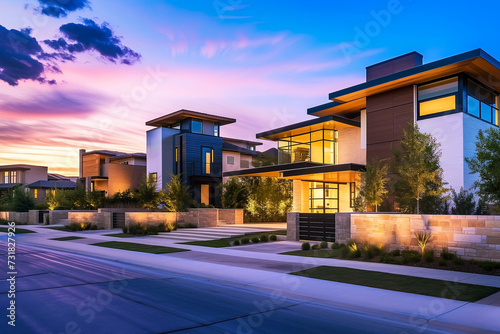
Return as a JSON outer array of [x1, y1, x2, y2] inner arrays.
[[256, 115, 360, 141], [309, 49, 500, 117], [146, 109, 236, 127], [223, 162, 364, 183], [0, 165, 36, 171]]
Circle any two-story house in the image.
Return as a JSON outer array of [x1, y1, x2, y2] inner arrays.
[[79, 150, 147, 196], [225, 49, 500, 213]]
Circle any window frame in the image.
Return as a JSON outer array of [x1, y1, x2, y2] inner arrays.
[[417, 75, 461, 120]]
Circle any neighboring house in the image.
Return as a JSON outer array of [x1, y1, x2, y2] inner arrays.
[[146, 109, 261, 206], [222, 137, 261, 182], [0, 164, 76, 203], [225, 49, 500, 213], [79, 149, 147, 197]]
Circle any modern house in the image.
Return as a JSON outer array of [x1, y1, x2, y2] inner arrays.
[[146, 109, 261, 206], [225, 49, 500, 213], [0, 164, 76, 202], [79, 149, 147, 197]]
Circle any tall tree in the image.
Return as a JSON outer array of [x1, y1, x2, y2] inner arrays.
[[359, 158, 389, 212], [135, 174, 159, 210], [450, 187, 476, 215], [465, 127, 500, 206], [392, 122, 447, 214], [161, 173, 191, 212], [219, 178, 248, 209]]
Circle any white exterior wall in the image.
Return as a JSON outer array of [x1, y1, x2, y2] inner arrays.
[[417, 112, 464, 193], [337, 126, 366, 165], [222, 151, 254, 182], [146, 128, 164, 191]]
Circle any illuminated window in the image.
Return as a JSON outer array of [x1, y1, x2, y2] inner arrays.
[[202, 147, 212, 174], [175, 148, 178, 162], [150, 172, 157, 182], [349, 183, 356, 208], [4, 172, 8, 184], [10, 171, 17, 183], [278, 129, 338, 165], [34, 189, 38, 199], [419, 95, 456, 116], [309, 182, 339, 213]]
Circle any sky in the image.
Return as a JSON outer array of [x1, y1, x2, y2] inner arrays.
[[1, 0, 500, 176]]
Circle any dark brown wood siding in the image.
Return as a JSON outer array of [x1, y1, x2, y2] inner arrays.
[[366, 52, 423, 81], [366, 85, 414, 162]]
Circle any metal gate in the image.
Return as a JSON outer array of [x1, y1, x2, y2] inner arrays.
[[39, 210, 48, 224], [298, 213, 336, 242], [112, 212, 125, 229]]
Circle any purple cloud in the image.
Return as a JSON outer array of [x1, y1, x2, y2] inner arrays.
[[37, 0, 90, 18]]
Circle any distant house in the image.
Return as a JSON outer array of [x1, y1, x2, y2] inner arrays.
[[0, 164, 76, 202], [79, 150, 147, 197], [146, 109, 261, 206]]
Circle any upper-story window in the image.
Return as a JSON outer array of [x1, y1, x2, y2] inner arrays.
[[418, 77, 458, 117], [4, 172, 8, 183], [170, 123, 181, 130], [466, 78, 499, 125], [202, 147, 213, 174], [214, 124, 219, 137], [9, 171, 17, 183], [192, 119, 203, 133], [278, 129, 338, 165]]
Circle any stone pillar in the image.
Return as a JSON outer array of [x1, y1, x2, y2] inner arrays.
[[287, 212, 300, 241], [335, 212, 352, 244]]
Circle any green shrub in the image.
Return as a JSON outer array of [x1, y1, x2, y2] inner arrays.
[[183, 223, 198, 228], [311, 244, 319, 250], [233, 240, 240, 246], [346, 242, 361, 258], [320, 241, 328, 249], [331, 242, 341, 249], [301, 242, 311, 251], [90, 224, 98, 230], [260, 234, 269, 242], [379, 253, 400, 264], [34, 203, 49, 210], [241, 238, 250, 245], [251, 237, 260, 243], [438, 258, 447, 266], [401, 250, 421, 264], [0, 218, 9, 225], [340, 246, 350, 258], [440, 248, 456, 260], [122, 226, 128, 234], [479, 261, 500, 271], [269, 234, 277, 241], [146, 225, 159, 235], [423, 250, 435, 263], [453, 257, 464, 266], [372, 244, 384, 256], [157, 222, 166, 232], [390, 249, 401, 257], [361, 243, 374, 260]]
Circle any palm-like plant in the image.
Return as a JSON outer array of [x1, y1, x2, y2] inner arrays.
[[415, 230, 432, 257]]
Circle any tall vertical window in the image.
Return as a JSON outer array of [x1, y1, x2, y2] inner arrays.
[[214, 124, 219, 137], [10, 171, 17, 183], [202, 147, 212, 174], [418, 77, 458, 118], [349, 183, 356, 208], [34, 189, 38, 199], [4, 172, 8, 183], [309, 182, 339, 213], [192, 119, 203, 133]]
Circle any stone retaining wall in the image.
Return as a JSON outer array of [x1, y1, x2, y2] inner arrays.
[[68, 212, 112, 230], [0, 212, 29, 224], [125, 208, 221, 228], [351, 214, 500, 262], [217, 209, 244, 225]]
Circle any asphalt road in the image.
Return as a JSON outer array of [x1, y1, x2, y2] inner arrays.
[[0, 240, 449, 334]]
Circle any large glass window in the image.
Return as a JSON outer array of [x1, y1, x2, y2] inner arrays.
[[466, 78, 499, 126], [277, 129, 338, 165], [10, 171, 17, 183], [309, 182, 339, 213], [4, 172, 8, 183], [418, 77, 458, 117]]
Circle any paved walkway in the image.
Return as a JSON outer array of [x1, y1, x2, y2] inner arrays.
[[5, 224, 500, 333]]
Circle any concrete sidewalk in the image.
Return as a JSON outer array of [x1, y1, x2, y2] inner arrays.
[[5, 225, 500, 333]]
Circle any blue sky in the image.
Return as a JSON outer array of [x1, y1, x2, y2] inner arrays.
[[0, 0, 499, 174]]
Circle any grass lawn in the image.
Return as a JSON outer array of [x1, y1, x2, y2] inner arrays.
[[180, 230, 286, 248], [0, 227, 36, 234], [291, 266, 500, 302], [51, 236, 86, 241], [282, 248, 344, 258], [91, 241, 190, 254]]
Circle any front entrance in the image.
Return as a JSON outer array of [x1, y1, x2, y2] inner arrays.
[[201, 184, 209, 205]]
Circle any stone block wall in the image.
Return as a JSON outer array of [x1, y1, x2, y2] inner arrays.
[[68, 212, 112, 230], [217, 209, 243, 225], [351, 214, 500, 262], [0, 212, 29, 224], [125, 209, 220, 228], [287, 212, 299, 241]]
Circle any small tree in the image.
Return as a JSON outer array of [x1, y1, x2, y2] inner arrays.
[[220, 178, 248, 209], [465, 127, 500, 207], [86, 191, 105, 209], [162, 173, 191, 212], [393, 122, 447, 214], [359, 158, 389, 212], [450, 187, 476, 215], [135, 174, 159, 210], [10, 186, 35, 212]]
